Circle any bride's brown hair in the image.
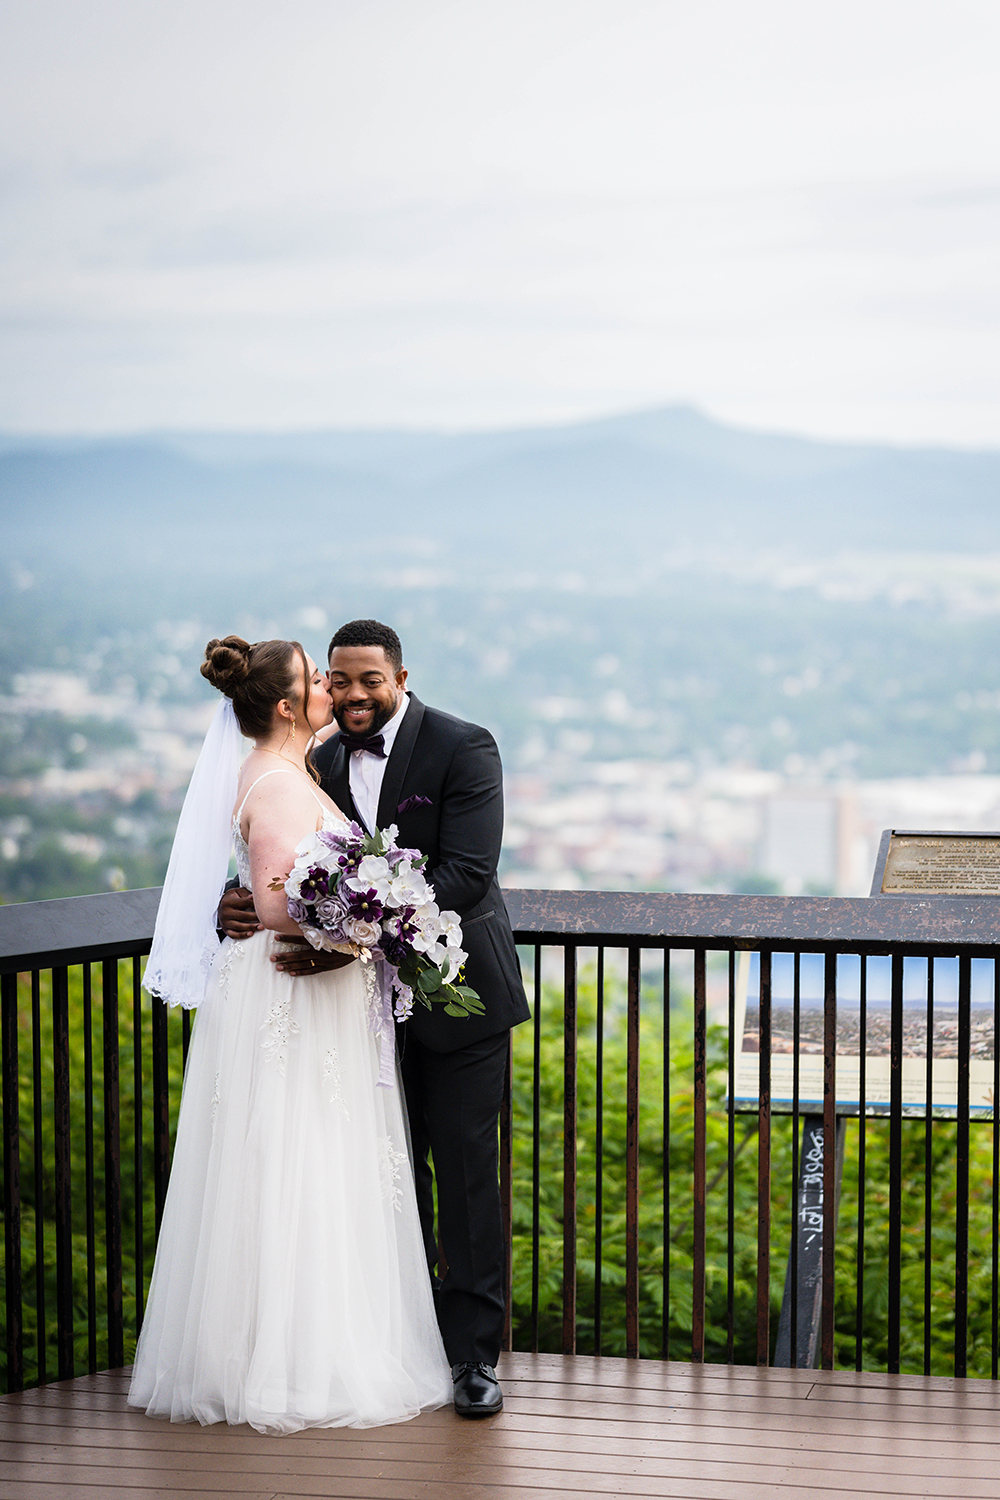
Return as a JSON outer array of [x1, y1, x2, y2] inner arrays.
[[201, 636, 312, 741]]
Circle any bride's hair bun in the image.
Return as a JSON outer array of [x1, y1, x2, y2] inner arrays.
[[200, 634, 311, 742], [201, 636, 253, 696]]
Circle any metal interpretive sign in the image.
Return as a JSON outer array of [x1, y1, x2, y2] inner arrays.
[[872, 830, 1000, 896], [732, 830, 1000, 1118]]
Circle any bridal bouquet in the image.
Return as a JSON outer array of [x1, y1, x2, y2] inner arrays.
[[270, 821, 484, 1021]]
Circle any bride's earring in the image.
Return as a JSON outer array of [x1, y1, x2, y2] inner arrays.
[[291, 722, 296, 743]]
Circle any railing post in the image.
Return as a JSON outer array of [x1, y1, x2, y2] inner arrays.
[[561, 945, 577, 1355], [594, 946, 605, 1356], [102, 960, 123, 1369], [82, 965, 98, 1374], [1, 972, 23, 1391], [955, 954, 971, 1378], [625, 943, 641, 1358], [51, 967, 74, 1380], [691, 948, 707, 1363], [500, 1030, 513, 1353], [821, 952, 837, 1371], [132, 958, 145, 1330], [530, 947, 542, 1354], [758, 954, 773, 1368], [888, 953, 903, 1374], [30, 973, 46, 1384], [756, 950, 772, 1366], [662, 949, 672, 1361], [151, 994, 170, 1238]]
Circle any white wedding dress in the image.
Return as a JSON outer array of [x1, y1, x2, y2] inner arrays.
[[128, 789, 451, 1433]]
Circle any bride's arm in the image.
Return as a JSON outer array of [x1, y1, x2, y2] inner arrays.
[[244, 778, 325, 934]]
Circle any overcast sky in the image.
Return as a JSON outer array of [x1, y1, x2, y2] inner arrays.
[[2, 0, 999, 445]]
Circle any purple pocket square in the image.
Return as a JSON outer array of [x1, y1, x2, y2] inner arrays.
[[397, 795, 433, 814]]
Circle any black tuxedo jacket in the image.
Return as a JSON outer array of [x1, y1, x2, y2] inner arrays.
[[311, 694, 530, 1053]]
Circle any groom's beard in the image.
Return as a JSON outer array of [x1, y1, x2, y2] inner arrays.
[[333, 697, 399, 738]]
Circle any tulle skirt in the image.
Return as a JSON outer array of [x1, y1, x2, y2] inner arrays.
[[128, 932, 452, 1434]]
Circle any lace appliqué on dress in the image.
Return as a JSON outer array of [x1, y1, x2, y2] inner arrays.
[[261, 992, 299, 1074], [210, 1072, 221, 1124], [217, 937, 245, 993], [378, 1134, 408, 1212], [322, 1048, 349, 1118], [362, 960, 383, 1033]]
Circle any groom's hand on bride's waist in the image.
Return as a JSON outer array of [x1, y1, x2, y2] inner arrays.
[[270, 937, 355, 976], [218, 886, 261, 938]]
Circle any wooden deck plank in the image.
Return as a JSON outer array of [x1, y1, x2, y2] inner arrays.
[[3, 1412, 995, 1467], [497, 1387, 1000, 1430], [4, 1465, 997, 1500], [1, 1356, 997, 1500], [4, 1434, 1000, 1489]]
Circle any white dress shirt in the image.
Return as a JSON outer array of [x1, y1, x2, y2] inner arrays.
[[348, 693, 410, 832]]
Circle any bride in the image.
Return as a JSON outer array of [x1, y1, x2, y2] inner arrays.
[[127, 635, 451, 1433]]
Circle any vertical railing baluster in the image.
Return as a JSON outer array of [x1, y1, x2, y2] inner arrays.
[[82, 966, 97, 1374], [2, 971, 23, 1391], [821, 952, 837, 1371], [151, 994, 170, 1237], [625, 943, 641, 1359], [924, 959, 935, 1375], [102, 960, 123, 1369], [31, 972, 46, 1385], [132, 958, 145, 1330], [594, 947, 605, 1356], [854, 954, 868, 1372], [726, 948, 735, 1363], [530, 945, 541, 1354], [561, 945, 577, 1354], [954, 954, 971, 1378], [691, 947, 707, 1363], [757, 951, 772, 1366], [663, 949, 672, 1360], [500, 1029, 513, 1352], [888, 953, 903, 1374], [790, 951, 801, 1366], [52, 967, 74, 1380], [993, 957, 1000, 1382]]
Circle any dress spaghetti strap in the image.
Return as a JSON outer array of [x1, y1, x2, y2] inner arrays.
[[234, 768, 297, 824], [235, 768, 331, 826]]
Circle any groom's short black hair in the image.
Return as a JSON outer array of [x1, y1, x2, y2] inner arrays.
[[328, 619, 403, 673]]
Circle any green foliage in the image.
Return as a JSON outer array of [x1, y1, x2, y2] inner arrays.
[[0, 963, 186, 1387], [4, 954, 999, 1388], [508, 962, 1000, 1374]]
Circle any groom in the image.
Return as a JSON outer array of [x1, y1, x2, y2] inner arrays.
[[220, 619, 529, 1417]]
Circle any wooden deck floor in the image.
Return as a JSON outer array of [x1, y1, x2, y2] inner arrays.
[[2, 1351, 1000, 1499]]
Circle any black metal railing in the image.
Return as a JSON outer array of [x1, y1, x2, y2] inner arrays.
[[2, 886, 998, 1391]]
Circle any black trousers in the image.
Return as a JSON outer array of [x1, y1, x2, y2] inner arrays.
[[398, 1026, 508, 1366]]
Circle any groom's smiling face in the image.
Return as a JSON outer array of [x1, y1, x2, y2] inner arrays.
[[328, 645, 408, 739]]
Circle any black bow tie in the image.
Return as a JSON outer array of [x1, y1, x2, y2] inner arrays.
[[342, 732, 387, 758]]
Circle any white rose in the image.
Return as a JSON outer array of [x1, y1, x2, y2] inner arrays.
[[343, 917, 381, 947]]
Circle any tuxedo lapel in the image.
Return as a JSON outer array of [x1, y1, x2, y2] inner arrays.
[[377, 694, 425, 828]]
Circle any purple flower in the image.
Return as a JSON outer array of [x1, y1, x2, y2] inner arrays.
[[379, 928, 410, 967], [287, 897, 311, 925], [298, 865, 331, 900], [344, 886, 384, 922]]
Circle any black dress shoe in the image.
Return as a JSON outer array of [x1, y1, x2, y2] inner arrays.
[[452, 1361, 503, 1417]]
